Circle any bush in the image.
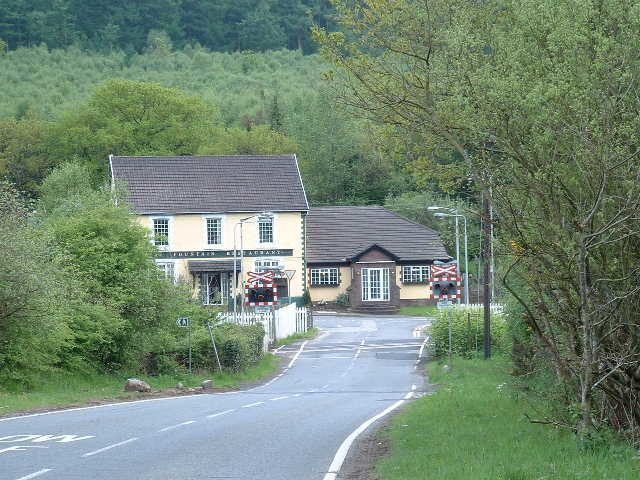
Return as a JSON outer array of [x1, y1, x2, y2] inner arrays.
[[336, 292, 350, 307], [430, 307, 508, 358], [211, 323, 266, 373]]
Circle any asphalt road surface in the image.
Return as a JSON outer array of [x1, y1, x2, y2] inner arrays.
[[1, 315, 429, 480]]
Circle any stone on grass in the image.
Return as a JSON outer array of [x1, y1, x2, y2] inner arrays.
[[124, 378, 151, 393], [201, 379, 213, 390], [176, 382, 185, 390]]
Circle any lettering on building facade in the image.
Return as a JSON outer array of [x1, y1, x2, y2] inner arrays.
[[157, 249, 294, 259]]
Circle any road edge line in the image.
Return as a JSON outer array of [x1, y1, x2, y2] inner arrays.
[[14, 469, 52, 480], [322, 392, 413, 480], [287, 340, 308, 369]]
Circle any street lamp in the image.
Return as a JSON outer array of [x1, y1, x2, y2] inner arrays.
[[429, 207, 470, 305], [232, 211, 274, 320]]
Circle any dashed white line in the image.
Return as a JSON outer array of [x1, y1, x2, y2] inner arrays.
[[269, 396, 289, 401], [287, 340, 308, 369], [82, 437, 139, 457], [242, 401, 265, 408], [206, 409, 235, 419], [322, 384, 330, 389], [292, 393, 302, 397], [159, 420, 196, 432], [14, 469, 52, 480]]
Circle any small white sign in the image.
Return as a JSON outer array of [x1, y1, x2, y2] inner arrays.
[[176, 317, 191, 327]]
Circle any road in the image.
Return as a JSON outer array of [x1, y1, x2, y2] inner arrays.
[[1, 315, 429, 480]]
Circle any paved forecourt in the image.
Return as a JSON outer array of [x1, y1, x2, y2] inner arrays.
[[1, 315, 429, 480]]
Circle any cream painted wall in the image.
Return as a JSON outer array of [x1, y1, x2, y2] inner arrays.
[[395, 267, 432, 300], [308, 266, 352, 302], [140, 212, 306, 297]]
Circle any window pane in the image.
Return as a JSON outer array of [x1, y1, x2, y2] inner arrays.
[[259, 217, 273, 243], [153, 219, 169, 246], [207, 218, 221, 244]]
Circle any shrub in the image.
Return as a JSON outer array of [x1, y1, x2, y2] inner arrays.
[[336, 292, 350, 307], [430, 307, 508, 358]]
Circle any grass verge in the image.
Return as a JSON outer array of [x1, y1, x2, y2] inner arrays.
[[0, 353, 280, 417], [275, 327, 319, 347], [376, 356, 638, 480], [399, 305, 438, 317]]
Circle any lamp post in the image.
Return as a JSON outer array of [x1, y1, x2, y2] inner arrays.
[[232, 211, 274, 320], [428, 207, 470, 306]]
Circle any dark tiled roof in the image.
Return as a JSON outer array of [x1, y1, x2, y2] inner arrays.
[[306, 206, 450, 264], [110, 155, 309, 214]]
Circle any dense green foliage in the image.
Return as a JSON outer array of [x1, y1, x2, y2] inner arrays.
[[0, 1, 335, 53], [430, 307, 507, 358], [377, 358, 638, 479], [318, 0, 640, 442], [0, 164, 266, 389]]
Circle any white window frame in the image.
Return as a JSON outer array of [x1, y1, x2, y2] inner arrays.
[[362, 267, 390, 301], [155, 260, 177, 283], [402, 265, 431, 284], [201, 272, 228, 306], [255, 258, 283, 272], [258, 214, 275, 244], [203, 215, 224, 247], [310, 267, 340, 286], [151, 216, 172, 250]]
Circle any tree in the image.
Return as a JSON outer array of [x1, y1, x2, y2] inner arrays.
[[316, 0, 640, 441], [49, 79, 218, 181]]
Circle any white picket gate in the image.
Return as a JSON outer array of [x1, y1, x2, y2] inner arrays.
[[217, 305, 308, 350]]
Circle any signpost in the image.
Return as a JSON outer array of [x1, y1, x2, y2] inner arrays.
[[285, 269, 295, 304], [176, 317, 192, 374]]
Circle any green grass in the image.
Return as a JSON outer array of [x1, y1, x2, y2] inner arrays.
[[399, 305, 438, 317], [376, 357, 639, 480], [275, 327, 319, 347], [0, 353, 280, 417]]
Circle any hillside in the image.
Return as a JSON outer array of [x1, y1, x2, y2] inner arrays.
[[0, 46, 326, 124]]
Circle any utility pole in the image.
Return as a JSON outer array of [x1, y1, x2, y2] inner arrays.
[[482, 194, 492, 359]]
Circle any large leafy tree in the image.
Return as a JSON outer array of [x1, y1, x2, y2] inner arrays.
[[49, 79, 218, 180], [316, 0, 640, 440]]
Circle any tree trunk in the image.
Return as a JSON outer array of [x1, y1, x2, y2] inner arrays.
[[578, 237, 594, 435]]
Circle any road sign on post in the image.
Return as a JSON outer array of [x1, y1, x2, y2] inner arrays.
[[176, 317, 192, 374]]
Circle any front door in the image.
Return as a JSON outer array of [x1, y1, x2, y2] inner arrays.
[[361, 268, 390, 301], [201, 272, 228, 305]]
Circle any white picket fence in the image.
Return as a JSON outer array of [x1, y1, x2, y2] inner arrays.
[[449, 303, 505, 314], [217, 304, 309, 350]]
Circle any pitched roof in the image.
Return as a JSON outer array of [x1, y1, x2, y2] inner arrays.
[[110, 155, 309, 214], [306, 206, 450, 264]]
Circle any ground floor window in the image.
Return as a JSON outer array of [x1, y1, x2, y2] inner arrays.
[[200, 272, 229, 305], [402, 265, 430, 283], [310, 267, 340, 286], [156, 261, 176, 283], [362, 268, 390, 301]]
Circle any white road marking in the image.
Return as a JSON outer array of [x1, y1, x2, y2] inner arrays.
[[81, 437, 138, 457], [322, 384, 330, 389], [323, 391, 413, 480], [411, 384, 417, 391], [287, 340, 308, 369], [269, 396, 289, 401], [206, 409, 235, 419], [417, 336, 429, 360], [241, 402, 265, 408], [0, 445, 47, 455], [14, 469, 52, 480], [297, 355, 352, 359], [292, 393, 302, 397], [159, 420, 196, 432]]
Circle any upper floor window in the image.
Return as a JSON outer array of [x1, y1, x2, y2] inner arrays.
[[206, 217, 222, 245], [402, 265, 430, 283], [255, 258, 282, 272], [310, 268, 340, 286], [258, 215, 274, 243], [153, 218, 169, 246]]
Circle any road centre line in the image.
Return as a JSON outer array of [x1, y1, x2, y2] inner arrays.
[[269, 396, 289, 401], [14, 469, 52, 480], [287, 340, 308, 369], [159, 420, 196, 432], [292, 393, 302, 397], [206, 409, 235, 419], [242, 402, 265, 408], [81, 437, 139, 458], [323, 391, 413, 480]]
